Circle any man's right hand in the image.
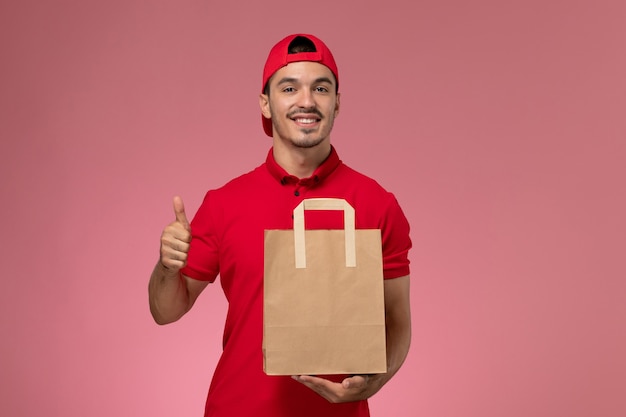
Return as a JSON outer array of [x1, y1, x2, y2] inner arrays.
[[159, 196, 191, 272]]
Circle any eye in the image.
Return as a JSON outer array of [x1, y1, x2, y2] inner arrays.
[[282, 86, 296, 93], [315, 86, 329, 93]]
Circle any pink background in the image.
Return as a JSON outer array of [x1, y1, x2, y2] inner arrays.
[[1, 1, 625, 416]]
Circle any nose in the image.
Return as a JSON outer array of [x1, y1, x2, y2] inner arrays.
[[296, 88, 315, 109]]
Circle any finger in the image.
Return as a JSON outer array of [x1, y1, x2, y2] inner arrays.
[[292, 375, 349, 403], [342, 375, 367, 389], [164, 222, 192, 243], [294, 376, 342, 393], [160, 255, 186, 270], [172, 196, 190, 230], [161, 231, 191, 251], [160, 243, 181, 267], [160, 246, 188, 268]]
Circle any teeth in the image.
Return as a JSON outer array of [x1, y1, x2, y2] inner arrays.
[[295, 118, 316, 124]]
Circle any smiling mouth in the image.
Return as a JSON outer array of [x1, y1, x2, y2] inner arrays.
[[293, 117, 320, 125], [289, 109, 323, 126]]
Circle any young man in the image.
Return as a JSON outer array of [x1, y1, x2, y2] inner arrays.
[[149, 34, 412, 417]]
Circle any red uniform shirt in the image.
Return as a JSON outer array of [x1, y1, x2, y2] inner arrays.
[[182, 147, 411, 417]]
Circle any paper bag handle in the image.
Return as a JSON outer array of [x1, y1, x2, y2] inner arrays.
[[293, 198, 356, 269]]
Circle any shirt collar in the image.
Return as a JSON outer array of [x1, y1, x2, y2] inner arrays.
[[266, 146, 342, 186]]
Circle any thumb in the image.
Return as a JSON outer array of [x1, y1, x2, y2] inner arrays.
[[172, 196, 190, 230]]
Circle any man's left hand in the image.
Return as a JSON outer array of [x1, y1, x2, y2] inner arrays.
[[292, 374, 383, 403]]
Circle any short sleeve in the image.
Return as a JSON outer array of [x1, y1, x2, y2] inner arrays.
[[381, 194, 412, 279]]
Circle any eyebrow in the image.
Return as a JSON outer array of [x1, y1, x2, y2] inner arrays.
[[276, 76, 335, 86]]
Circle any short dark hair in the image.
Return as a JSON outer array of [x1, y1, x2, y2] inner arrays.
[[263, 36, 337, 96], [288, 36, 317, 54]]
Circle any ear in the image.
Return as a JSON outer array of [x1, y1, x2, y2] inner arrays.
[[334, 92, 341, 117], [259, 93, 272, 118]]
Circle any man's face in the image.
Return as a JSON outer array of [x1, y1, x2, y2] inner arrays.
[[260, 61, 340, 149]]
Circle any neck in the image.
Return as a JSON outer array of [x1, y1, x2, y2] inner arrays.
[[272, 140, 331, 178]]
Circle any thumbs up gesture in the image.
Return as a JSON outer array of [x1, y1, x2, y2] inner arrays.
[[159, 196, 192, 272]]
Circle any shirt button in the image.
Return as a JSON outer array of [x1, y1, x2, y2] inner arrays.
[[294, 190, 300, 196]]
